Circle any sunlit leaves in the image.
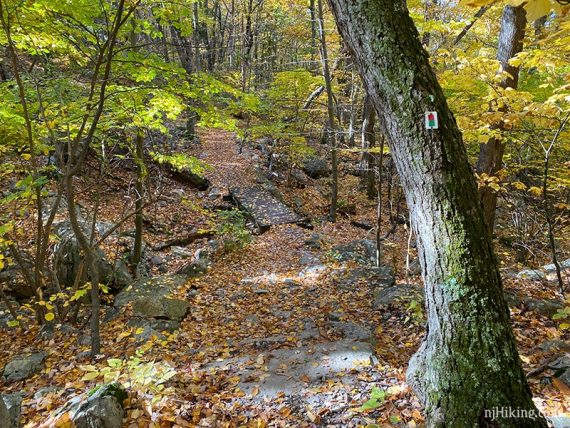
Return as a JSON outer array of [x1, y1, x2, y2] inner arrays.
[[460, 0, 562, 21]]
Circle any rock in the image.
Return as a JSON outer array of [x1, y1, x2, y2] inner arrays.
[[549, 416, 570, 428], [328, 321, 373, 342], [230, 186, 307, 231], [64, 383, 127, 428], [253, 288, 269, 295], [548, 353, 570, 371], [516, 269, 546, 281], [132, 299, 189, 322], [53, 220, 132, 291], [523, 296, 564, 317], [0, 300, 20, 329], [34, 387, 60, 400], [539, 340, 570, 353], [2, 351, 47, 382], [177, 242, 217, 278], [1, 393, 22, 428], [332, 239, 376, 264], [114, 275, 189, 322], [373, 284, 423, 308], [0, 267, 32, 299], [177, 258, 209, 277], [159, 158, 210, 190], [298, 264, 327, 278], [170, 246, 194, 259], [299, 252, 321, 266], [304, 233, 322, 250], [206, 339, 374, 400], [336, 266, 394, 290], [543, 259, 570, 274], [207, 187, 225, 200], [302, 156, 329, 179], [504, 291, 523, 307], [238, 335, 288, 349], [129, 316, 172, 332], [290, 169, 309, 187], [149, 255, 166, 266]]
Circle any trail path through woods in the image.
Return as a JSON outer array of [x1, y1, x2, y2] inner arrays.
[[1, 128, 568, 427]]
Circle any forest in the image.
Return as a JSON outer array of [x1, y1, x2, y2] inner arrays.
[[0, 0, 569, 426]]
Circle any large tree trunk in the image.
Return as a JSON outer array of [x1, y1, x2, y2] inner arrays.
[[327, 1, 545, 426], [476, 5, 526, 234]]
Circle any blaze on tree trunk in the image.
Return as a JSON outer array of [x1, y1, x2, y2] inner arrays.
[[327, 1, 545, 426], [476, 5, 526, 235]]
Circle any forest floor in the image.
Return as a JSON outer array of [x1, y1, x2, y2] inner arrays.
[[1, 127, 569, 427]]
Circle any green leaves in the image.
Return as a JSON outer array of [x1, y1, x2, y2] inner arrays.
[[359, 386, 388, 411]]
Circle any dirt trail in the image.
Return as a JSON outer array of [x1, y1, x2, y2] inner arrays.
[[170, 129, 416, 426]]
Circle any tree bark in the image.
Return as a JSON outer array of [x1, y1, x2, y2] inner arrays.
[[360, 94, 376, 199], [327, 1, 545, 426], [132, 132, 145, 274], [476, 5, 526, 235], [317, 0, 338, 222]]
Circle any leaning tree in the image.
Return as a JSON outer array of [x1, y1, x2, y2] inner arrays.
[[327, 0, 547, 426]]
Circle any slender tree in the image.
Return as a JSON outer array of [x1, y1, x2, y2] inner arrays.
[[360, 94, 376, 199], [327, 0, 546, 426], [317, 0, 338, 221], [476, 5, 527, 235]]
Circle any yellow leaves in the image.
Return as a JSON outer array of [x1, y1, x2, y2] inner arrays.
[[476, 173, 503, 192], [511, 181, 527, 190], [45, 312, 55, 321], [460, 0, 561, 22], [81, 371, 100, 381], [510, 0, 562, 21], [477, 133, 490, 144], [528, 186, 543, 197]]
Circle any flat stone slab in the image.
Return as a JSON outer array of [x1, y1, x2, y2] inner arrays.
[[230, 186, 306, 230], [206, 339, 375, 399]]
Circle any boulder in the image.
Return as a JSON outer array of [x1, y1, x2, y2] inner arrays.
[[161, 159, 210, 190], [328, 321, 373, 342], [302, 156, 329, 179], [332, 239, 377, 265], [522, 296, 564, 317], [538, 340, 570, 353], [543, 258, 570, 274], [373, 284, 423, 308], [0, 397, 9, 428], [114, 275, 189, 322], [304, 233, 322, 250], [516, 269, 546, 281], [2, 351, 47, 382], [53, 221, 132, 291], [177, 243, 217, 277], [0, 267, 33, 299], [64, 383, 126, 428], [336, 266, 394, 290], [1, 393, 22, 428], [290, 169, 309, 187]]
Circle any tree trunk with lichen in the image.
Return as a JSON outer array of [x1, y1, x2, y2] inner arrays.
[[328, 0, 545, 426]]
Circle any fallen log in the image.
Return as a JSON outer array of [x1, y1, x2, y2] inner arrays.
[[153, 229, 215, 251]]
